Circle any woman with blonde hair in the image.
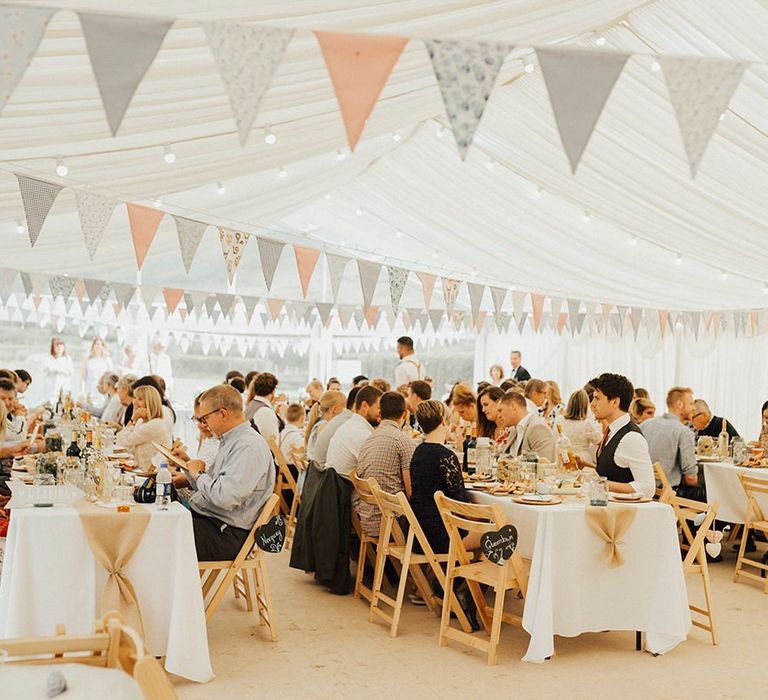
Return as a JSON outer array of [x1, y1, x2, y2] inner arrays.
[[305, 390, 346, 460], [544, 380, 565, 425], [81, 336, 113, 398], [115, 385, 172, 470], [630, 397, 656, 424], [450, 383, 478, 424], [559, 390, 602, 462]]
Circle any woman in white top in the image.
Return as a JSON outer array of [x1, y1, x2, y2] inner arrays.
[[115, 385, 172, 471], [43, 337, 74, 402], [558, 389, 602, 463], [80, 372, 121, 422], [81, 337, 113, 398], [544, 380, 565, 426], [304, 390, 346, 463]]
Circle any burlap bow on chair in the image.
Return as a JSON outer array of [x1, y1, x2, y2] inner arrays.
[[585, 505, 637, 568], [75, 500, 151, 636]]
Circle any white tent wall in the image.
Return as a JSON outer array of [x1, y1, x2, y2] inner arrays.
[[477, 326, 767, 440]]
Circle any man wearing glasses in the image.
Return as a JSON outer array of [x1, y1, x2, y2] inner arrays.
[[185, 384, 275, 560]]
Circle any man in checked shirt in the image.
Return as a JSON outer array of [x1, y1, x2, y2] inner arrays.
[[355, 391, 416, 537]]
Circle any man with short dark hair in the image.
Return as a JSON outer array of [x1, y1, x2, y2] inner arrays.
[[509, 350, 531, 382], [185, 384, 275, 560], [352, 375, 369, 387], [496, 390, 556, 462], [583, 373, 654, 498], [245, 372, 280, 443], [356, 392, 415, 535], [395, 336, 425, 387], [326, 385, 383, 477], [406, 380, 431, 416]]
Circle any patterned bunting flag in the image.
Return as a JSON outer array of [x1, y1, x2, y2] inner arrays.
[[357, 259, 382, 310], [425, 39, 513, 159], [75, 191, 116, 260], [536, 48, 629, 173], [48, 275, 75, 301], [203, 22, 295, 146], [174, 216, 208, 274], [162, 288, 183, 314], [0, 5, 55, 114], [293, 245, 321, 299], [183, 291, 195, 315], [441, 278, 461, 318], [660, 56, 748, 176], [15, 174, 64, 247], [219, 228, 249, 285], [314, 31, 408, 151], [516, 311, 529, 334], [126, 204, 164, 270], [257, 237, 285, 292], [386, 266, 409, 316], [78, 12, 173, 135]]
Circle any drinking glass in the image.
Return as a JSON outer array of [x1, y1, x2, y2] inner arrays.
[[589, 476, 609, 506], [32, 473, 56, 507]]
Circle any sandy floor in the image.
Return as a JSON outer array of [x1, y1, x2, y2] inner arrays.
[[173, 544, 768, 700]]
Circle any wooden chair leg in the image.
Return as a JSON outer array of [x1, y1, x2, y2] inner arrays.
[[233, 578, 240, 599], [257, 557, 278, 642], [241, 569, 254, 612], [734, 524, 751, 582], [201, 569, 221, 599], [439, 567, 454, 648], [390, 535, 415, 637], [370, 518, 393, 623], [251, 568, 266, 627], [204, 567, 239, 623], [354, 536, 367, 600], [487, 583, 505, 666], [701, 565, 718, 645]]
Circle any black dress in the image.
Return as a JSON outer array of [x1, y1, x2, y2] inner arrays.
[[409, 442, 469, 554]]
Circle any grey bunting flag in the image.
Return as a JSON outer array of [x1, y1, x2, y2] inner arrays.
[[173, 216, 208, 274], [357, 259, 382, 311], [15, 174, 64, 247]]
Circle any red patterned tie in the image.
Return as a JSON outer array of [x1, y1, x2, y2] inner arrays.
[[597, 426, 610, 457]]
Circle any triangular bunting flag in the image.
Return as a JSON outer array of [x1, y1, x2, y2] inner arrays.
[[219, 228, 249, 285], [530, 293, 545, 332], [290, 300, 310, 322], [325, 253, 351, 302], [257, 237, 285, 292], [126, 204, 164, 270], [630, 307, 643, 339], [556, 312, 568, 335], [659, 309, 669, 338], [84, 279, 106, 305], [79, 12, 173, 135], [490, 286, 507, 317], [203, 22, 295, 146], [48, 275, 75, 301], [0, 5, 55, 114], [363, 305, 380, 329], [660, 56, 748, 176], [425, 39, 513, 159], [567, 299, 581, 336], [204, 295, 218, 318], [516, 311, 529, 334], [266, 298, 285, 321], [242, 296, 259, 322], [536, 47, 629, 173], [162, 288, 183, 314], [314, 31, 408, 151], [174, 216, 208, 274], [429, 308, 444, 331], [74, 191, 116, 261], [386, 266, 409, 316], [15, 174, 64, 246], [216, 292, 237, 318], [467, 282, 485, 325], [183, 292, 195, 315], [512, 291, 527, 322], [315, 302, 334, 327], [338, 304, 354, 329], [416, 271, 436, 312], [19, 272, 32, 298], [550, 296, 564, 321], [140, 285, 158, 311], [441, 278, 461, 318], [357, 259, 382, 310], [293, 245, 321, 299]]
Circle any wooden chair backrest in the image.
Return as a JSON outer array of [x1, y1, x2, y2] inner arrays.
[[268, 435, 298, 493], [739, 472, 768, 522], [230, 493, 280, 563], [373, 485, 440, 561], [434, 490, 506, 536], [653, 462, 674, 496], [349, 471, 381, 507], [291, 446, 308, 471]]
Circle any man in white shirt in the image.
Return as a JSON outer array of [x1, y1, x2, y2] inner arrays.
[[326, 385, 383, 477], [496, 390, 556, 463], [524, 379, 547, 417], [148, 339, 173, 398], [244, 372, 281, 446], [394, 336, 425, 388], [580, 373, 655, 498]]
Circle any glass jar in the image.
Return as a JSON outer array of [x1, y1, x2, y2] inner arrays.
[[589, 476, 609, 506]]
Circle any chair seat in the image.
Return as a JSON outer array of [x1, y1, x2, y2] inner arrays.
[[749, 519, 768, 533], [454, 561, 519, 588]]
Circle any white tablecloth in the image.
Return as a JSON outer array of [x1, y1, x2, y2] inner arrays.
[[704, 461, 768, 524], [1, 664, 143, 699], [469, 491, 691, 663], [0, 502, 213, 682]]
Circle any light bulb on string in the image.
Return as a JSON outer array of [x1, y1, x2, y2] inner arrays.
[[278, 166, 287, 179], [436, 124, 445, 138], [392, 132, 401, 142], [55, 159, 68, 177], [673, 253, 683, 266], [355, 207, 364, 216], [163, 144, 176, 164], [532, 186, 543, 199], [523, 58, 535, 74], [395, 230, 404, 239], [651, 60, 660, 72], [627, 235, 638, 246], [719, 270, 729, 281], [216, 181, 226, 195], [485, 159, 494, 170], [336, 149, 346, 162], [15, 220, 25, 234], [431, 250, 439, 260], [154, 197, 163, 207], [323, 192, 332, 200], [581, 211, 592, 224], [264, 127, 276, 145], [595, 35, 606, 47], [719, 112, 726, 122]]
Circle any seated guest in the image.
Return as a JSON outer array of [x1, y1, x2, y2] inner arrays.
[[305, 379, 324, 409], [499, 378, 519, 393], [244, 370, 259, 391], [280, 403, 305, 465], [371, 378, 391, 393], [115, 385, 172, 470], [326, 385, 382, 477], [409, 400, 471, 553], [0, 378, 37, 449], [406, 379, 432, 430], [1, 400, 30, 487], [450, 383, 477, 425], [305, 390, 346, 461], [312, 386, 359, 468], [326, 377, 342, 392], [132, 375, 175, 430], [559, 389, 602, 463], [244, 372, 281, 443], [691, 399, 740, 441], [544, 380, 564, 425], [756, 401, 768, 451], [112, 374, 137, 428], [524, 378, 548, 417], [170, 393, 220, 499], [14, 369, 32, 394], [489, 363, 504, 386], [477, 386, 505, 442], [184, 384, 275, 561], [225, 370, 244, 383], [640, 387, 699, 495], [352, 375, 369, 388], [496, 390, 556, 463], [227, 376, 246, 395], [634, 387, 650, 400], [356, 392, 415, 536], [80, 372, 120, 422], [582, 373, 655, 498], [630, 397, 656, 424]]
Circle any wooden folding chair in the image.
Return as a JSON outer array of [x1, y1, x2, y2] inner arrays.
[[734, 472, 768, 594], [655, 469, 719, 645], [199, 493, 280, 641], [369, 483, 473, 638], [269, 435, 301, 548], [291, 445, 308, 473], [348, 471, 385, 603], [434, 491, 528, 665]]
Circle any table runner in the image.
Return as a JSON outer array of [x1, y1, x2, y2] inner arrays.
[[74, 500, 151, 636], [585, 505, 637, 568]]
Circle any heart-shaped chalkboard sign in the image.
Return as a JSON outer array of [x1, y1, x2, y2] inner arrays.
[[255, 515, 286, 553], [480, 524, 518, 566]]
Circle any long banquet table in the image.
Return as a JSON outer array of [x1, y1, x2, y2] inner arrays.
[[468, 491, 691, 663], [702, 460, 768, 524], [0, 502, 213, 682]]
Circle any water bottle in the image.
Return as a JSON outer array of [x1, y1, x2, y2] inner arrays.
[[155, 462, 171, 510], [475, 437, 491, 476]]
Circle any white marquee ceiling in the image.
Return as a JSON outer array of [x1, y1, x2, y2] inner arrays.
[[1, 0, 767, 313]]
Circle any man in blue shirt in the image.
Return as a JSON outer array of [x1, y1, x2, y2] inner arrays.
[[185, 384, 275, 561]]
